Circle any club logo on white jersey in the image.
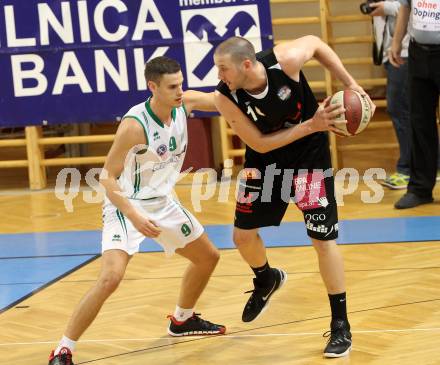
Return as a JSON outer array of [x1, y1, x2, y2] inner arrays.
[[157, 144, 168, 157], [181, 5, 262, 87]]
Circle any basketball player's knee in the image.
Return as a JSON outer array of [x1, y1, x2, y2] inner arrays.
[[200, 248, 220, 269], [208, 249, 220, 268], [97, 271, 123, 295], [233, 230, 255, 248], [312, 239, 336, 256], [192, 247, 219, 269]]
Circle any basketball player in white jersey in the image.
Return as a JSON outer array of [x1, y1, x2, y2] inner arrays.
[[48, 56, 225, 365]]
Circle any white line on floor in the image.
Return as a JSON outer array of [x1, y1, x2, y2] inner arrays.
[[1, 327, 440, 346]]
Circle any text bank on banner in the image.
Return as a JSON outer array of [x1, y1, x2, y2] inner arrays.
[[0, 0, 273, 127]]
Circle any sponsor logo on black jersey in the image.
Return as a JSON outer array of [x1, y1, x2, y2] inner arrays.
[[277, 85, 292, 101]]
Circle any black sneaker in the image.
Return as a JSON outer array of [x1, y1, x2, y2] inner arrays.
[[323, 319, 352, 358], [242, 268, 287, 322], [48, 347, 74, 365], [167, 313, 226, 336], [394, 192, 433, 209]]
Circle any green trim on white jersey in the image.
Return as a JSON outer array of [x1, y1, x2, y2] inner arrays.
[[171, 198, 194, 230], [122, 115, 149, 145], [182, 102, 188, 117], [116, 209, 128, 238], [145, 97, 178, 128], [120, 99, 188, 200]]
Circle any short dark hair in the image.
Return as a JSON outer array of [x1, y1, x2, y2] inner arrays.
[[144, 56, 181, 84], [214, 37, 257, 65]]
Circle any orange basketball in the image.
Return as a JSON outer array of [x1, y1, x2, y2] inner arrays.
[[327, 90, 372, 137]]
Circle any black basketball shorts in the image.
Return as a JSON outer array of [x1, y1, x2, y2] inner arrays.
[[234, 164, 339, 241]]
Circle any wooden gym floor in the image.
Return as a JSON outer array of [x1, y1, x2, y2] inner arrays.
[[0, 178, 439, 365]]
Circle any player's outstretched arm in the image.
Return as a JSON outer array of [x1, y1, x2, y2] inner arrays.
[[183, 90, 217, 115], [275, 36, 375, 115], [276, 35, 358, 90], [214, 92, 345, 154]]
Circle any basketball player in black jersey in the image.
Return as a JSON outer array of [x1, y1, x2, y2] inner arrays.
[[214, 36, 375, 358]]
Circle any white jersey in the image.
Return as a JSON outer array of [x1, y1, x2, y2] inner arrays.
[[118, 97, 188, 200]]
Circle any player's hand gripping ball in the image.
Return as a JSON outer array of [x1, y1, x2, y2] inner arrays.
[[327, 90, 372, 136]]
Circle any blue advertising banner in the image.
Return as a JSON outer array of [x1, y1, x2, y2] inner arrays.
[[0, 0, 273, 127]]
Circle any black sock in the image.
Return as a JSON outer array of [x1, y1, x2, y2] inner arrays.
[[328, 292, 349, 325], [251, 262, 274, 286]]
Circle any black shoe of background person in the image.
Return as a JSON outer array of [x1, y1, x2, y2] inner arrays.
[[394, 192, 433, 209]]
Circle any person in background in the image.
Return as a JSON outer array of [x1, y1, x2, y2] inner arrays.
[[370, 1, 440, 190], [370, 1, 411, 189], [389, 0, 440, 208]]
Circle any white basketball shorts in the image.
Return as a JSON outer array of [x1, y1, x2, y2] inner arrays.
[[101, 196, 204, 256]]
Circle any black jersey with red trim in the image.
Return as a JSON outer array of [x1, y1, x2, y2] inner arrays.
[[216, 48, 326, 167]]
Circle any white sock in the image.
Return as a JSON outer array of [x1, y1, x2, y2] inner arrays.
[[173, 306, 194, 322], [54, 335, 76, 355]]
